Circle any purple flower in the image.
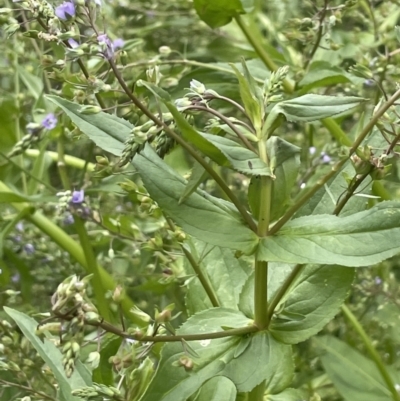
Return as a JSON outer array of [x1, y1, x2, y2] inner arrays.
[[68, 38, 79, 48], [41, 113, 58, 130], [113, 38, 125, 49], [11, 273, 20, 283], [71, 189, 85, 204], [97, 33, 114, 59], [375, 276, 382, 285], [16, 222, 24, 232], [309, 146, 316, 156], [55, 1, 76, 20], [24, 243, 35, 255], [321, 153, 331, 164]]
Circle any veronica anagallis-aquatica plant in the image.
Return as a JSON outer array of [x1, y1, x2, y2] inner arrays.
[[5, 2, 400, 401]]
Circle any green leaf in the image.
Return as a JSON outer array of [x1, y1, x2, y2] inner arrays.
[[17, 66, 43, 100], [266, 388, 307, 401], [195, 377, 236, 401], [230, 62, 263, 129], [316, 336, 399, 401], [268, 137, 300, 221], [200, 132, 271, 176], [258, 202, 400, 266], [92, 336, 122, 386], [136, 80, 171, 101], [297, 61, 360, 93], [270, 265, 355, 344], [238, 263, 295, 318], [193, 0, 252, 29], [4, 307, 91, 401], [296, 162, 367, 218], [277, 94, 366, 121], [179, 159, 210, 204], [132, 145, 258, 253], [140, 308, 291, 400], [264, 94, 365, 136], [47, 95, 132, 156], [185, 239, 251, 315]]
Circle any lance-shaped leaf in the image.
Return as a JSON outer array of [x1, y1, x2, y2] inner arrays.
[[193, 0, 252, 29], [47, 95, 132, 156], [258, 201, 400, 266], [316, 336, 400, 401], [269, 265, 355, 344], [185, 239, 251, 315], [264, 94, 365, 137], [140, 308, 292, 401], [230, 61, 263, 130], [195, 377, 236, 401], [132, 146, 258, 253], [166, 102, 271, 176]]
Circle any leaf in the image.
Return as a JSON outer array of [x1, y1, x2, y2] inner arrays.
[[295, 162, 367, 218], [297, 61, 360, 93], [258, 201, 400, 266], [264, 94, 365, 136], [267, 388, 307, 401], [179, 159, 210, 204], [200, 132, 271, 176], [92, 336, 122, 386], [4, 307, 91, 401], [239, 263, 294, 319], [193, 0, 252, 29], [270, 265, 355, 344], [185, 239, 251, 315], [132, 145, 258, 253], [194, 377, 236, 401], [230, 61, 263, 130], [47, 95, 132, 156], [136, 80, 171, 101], [140, 308, 291, 401], [17, 66, 43, 100], [316, 336, 399, 401]]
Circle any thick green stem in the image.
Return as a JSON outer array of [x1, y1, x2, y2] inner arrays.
[[254, 259, 268, 330], [25, 149, 95, 171], [341, 304, 400, 401], [253, 137, 271, 330]]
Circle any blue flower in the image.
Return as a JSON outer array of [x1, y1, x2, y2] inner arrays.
[[113, 38, 125, 49], [41, 113, 57, 130], [68, 38, 79, 48], [55, 1, 75, 20], [321, 153, 331, 163], [24, 243, 35, 255], [97, 33, 114, 59], [71, 189, 85, 204]]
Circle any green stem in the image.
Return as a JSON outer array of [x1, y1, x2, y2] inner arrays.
[[69, 314, 258, 342], [321, 118, 352, 147], [248, 381, 266, 401], [108, 58, 257, 232], [253, 138, 271, 330], [24, 149, 95, 171], [341, 304, 400, 401], [254, 259, 268, 330], [0, 180, 145, 326], [269, 86, 400, 235]]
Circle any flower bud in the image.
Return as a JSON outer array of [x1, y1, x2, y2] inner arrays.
[[78, 105, 102, 115]]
